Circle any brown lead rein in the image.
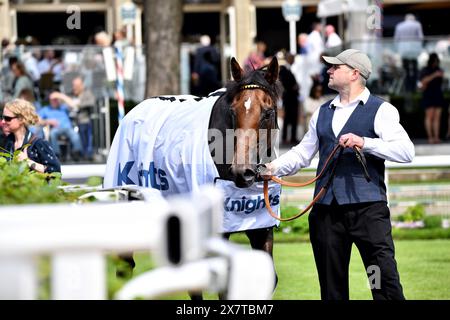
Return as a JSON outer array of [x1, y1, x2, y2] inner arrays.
[[264, 145, 344, 222], [264, 181, 327, 221], [268, 144, 343, 188]]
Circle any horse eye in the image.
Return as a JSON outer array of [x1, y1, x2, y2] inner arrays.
[[263, 109, 274, 119]]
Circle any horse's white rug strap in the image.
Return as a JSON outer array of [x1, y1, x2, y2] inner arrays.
[[104, 91, 281, 232]]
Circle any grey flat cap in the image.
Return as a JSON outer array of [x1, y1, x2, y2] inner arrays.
[[322, 49, 372, 79]]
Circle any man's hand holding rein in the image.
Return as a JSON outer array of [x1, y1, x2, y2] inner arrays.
[[339, 133, 364, 149]]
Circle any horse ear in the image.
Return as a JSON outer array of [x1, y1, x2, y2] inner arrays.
[[265, 56, 279, 84], [230, 57, 244, 82]]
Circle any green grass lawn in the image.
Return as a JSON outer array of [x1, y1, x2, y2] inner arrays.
[[272, 239, 450, 300], [112, 239, 450, 300]]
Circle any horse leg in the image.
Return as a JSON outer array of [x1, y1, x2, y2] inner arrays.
[[189, 292, 203, 300], [245, 227, 278, 289]]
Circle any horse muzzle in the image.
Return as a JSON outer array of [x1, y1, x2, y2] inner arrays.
[[229, 165, 257, 188]]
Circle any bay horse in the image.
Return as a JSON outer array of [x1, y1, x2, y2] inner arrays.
[[103, 57, 282, 297], [209, 57, 280, 188]]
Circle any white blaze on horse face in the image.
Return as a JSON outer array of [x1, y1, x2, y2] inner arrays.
[[244, 97, 252, 114]]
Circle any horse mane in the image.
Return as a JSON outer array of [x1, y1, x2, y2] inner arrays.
[[223, 64, 282, 105]]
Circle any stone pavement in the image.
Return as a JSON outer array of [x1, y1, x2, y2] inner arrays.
[[411, 140, 450, 156]]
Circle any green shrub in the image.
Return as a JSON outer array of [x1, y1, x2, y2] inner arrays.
[[275, 206, 310, 234], [0, 155, 82, 204], [423, 215, 443, 229], [397, 204, 426, 222], [86, 176, 103, 187], [392, 227, 450, 240]]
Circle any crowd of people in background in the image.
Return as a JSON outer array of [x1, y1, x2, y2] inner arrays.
[[2, 13, 450, 169], [0, 30, 110, 165], [246, 22, 342, 146], [188, 24, 344, 147], [393, 13, 450, 144], [246, 15, 450, 146]]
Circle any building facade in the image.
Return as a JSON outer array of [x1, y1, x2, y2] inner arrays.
[[1, 0, 449, 63]]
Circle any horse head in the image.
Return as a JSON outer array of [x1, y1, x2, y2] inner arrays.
[[209, 57, 281, 188]]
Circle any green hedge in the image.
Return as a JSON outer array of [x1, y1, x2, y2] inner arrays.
[[0, 155, 82, 204], [227, 206, 450, 244], [231, 227, 450, 244], [392, 227, 450, 240]]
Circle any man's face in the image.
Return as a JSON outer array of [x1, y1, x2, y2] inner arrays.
[[325, 26, 334, 36], [72, 79, 83, 96], [50, 98, 60, 108], [327, 64, 355, 90], [44, 50, 55, 60], [11, 64, 20, 77]]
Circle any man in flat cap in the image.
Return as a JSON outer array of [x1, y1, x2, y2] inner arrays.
[[262, 49, 414, 300]]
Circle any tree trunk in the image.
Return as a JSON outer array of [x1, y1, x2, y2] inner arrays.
[[144, 0, 183, 97]]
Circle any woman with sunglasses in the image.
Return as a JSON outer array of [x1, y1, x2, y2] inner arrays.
[[1, 99, 61, 173]]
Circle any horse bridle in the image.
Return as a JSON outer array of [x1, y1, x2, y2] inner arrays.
[[261, 145, 371, 222], [238, 83, 278, 128]]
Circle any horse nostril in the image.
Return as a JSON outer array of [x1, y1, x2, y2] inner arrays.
[[231, 166, 257, 188], [243, 169, 256, 179]]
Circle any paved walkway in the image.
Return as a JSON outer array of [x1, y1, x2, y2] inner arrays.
[[412, 140, 450, 156]]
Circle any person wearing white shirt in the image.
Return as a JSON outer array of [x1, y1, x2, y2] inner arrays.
[[37, 49, 55, 75], [306, 22, 325, 76], [22, 51, 41, 83], [394, 14, 424, 92], [263, 49, 414, 300], [325, 25, 342, 49]]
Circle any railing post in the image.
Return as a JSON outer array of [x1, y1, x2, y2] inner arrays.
[[51, 251, 106, 300], [0, 256, 38, 300]]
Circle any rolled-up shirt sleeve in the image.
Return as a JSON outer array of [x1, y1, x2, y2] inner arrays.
[[362, 102, 415, 163]]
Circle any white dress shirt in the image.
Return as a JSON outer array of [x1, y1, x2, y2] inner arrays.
[[271, 88, 415, 176], [326, 33, 343, 48]]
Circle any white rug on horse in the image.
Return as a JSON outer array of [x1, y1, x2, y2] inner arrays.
[[104, 92, 281, 232]]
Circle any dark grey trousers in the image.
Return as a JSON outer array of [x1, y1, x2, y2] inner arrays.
[[309, 200, 405, 300]]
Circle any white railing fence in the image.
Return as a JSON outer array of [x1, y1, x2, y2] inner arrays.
[[60, 155, 450, 182], [0, 185, 275, 300]]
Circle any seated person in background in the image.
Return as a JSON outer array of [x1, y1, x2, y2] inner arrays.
[[18, 88, 42, 110], [50, 77, 96, 160], [1, 98, 60, 173], [37, 49, 56, 75], [1, 56, 18, 101], [18, 88, 43, 138], [38, 93, 83, 160], [11, 61, 34, 99], [304, 83, 328, 127]]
